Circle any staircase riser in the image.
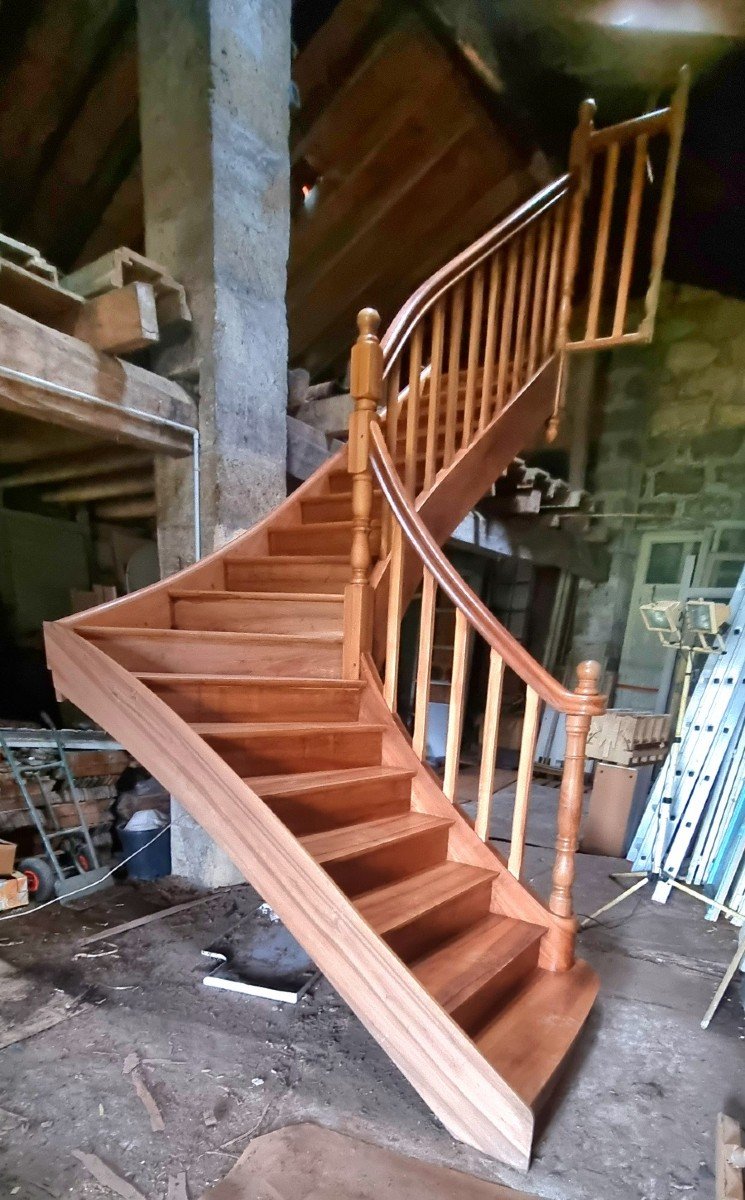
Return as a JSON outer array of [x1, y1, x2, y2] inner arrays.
[[301, 495, 383, 523], [87, 635, 342, 679], [203, 730, 383, 775], [325, 826, 451, 897], [172, 597, 343, 635], [386, 880, 493, 964], [225, 564, 349, 593], [265, 779, 412, 835], [145, 682, 361, 723], [269, 527, 381, 556], [451, 940, 543, 1035]]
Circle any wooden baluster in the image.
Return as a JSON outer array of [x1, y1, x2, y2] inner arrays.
[[527, 213, 550, 378], [478, 253, 501, 431], [641, 65, 690, 340], [494, 238, 519, 413], [475, 647, 505, 841], [383, 520, 405, 710], [443, 608, 471, 801], [461, 265, 484, 449], [382, 366, 402, 559], [512, 225, 536, 392], [404, 324, 423, 498], [424, 300, 445, 491], [585, 142, 619, 341], [385, 359, 402, 455], [549, 98, 595, 440], [612, 134, 648, 338], [542, 198, 567, 359], [412, 569, 437, 760], [343, 307, 383, 680], [444, 281, 465, 467], [546, 661, 601, 971], [507, 686, 541, 879]]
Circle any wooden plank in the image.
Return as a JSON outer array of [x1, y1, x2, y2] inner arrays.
[[612, 135, 649, 338], [72, 1151, 147, 1200], [0, 447, 151, 489], [478, 253, 501, 432], [462, 265, 484, 447], [80, 892, 228, 947], [0, 304, 195, 455], [494, 239, 519, 413], [0, 259, 82, 323], [95, 497, 156, 520], [443, 282, 465, 466], [139, 673, 361, 722], [384, 523, 405, 709], [424, 300, 445, 490], [508, 687, 541, 880], [585, 143, 619, 341], [42, 469, 154, 504], [65, 282, 160, 354], [171, 591, 343, 635]]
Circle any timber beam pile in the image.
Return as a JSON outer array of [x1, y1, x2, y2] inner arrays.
[[0, 234, 190, 356]]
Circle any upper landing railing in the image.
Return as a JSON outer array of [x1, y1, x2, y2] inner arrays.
[[342, 71, 689, 969]]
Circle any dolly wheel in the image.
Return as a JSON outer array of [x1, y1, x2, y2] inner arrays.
[[18, 857, 56, 904]]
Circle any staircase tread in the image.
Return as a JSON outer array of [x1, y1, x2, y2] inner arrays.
[[301, 813, 451, 863], [136, 673, 362, 688], [276, 519, 381, 533], [243, 764, 414, 796], [83, 625, 342, 643], [168, 589, 343, 603], [474, 960, 599, 1108], [411, 914, 545, 1015], [356, 861, 496, 936], [192, 721, 386, 736], [224, 553, 350, 565]]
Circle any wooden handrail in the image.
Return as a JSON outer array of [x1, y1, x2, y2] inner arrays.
[[369, 421, 605, 718], [381, 175, 571, 372]]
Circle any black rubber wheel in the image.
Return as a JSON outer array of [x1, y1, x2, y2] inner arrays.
[[18, 856, 56, 904]]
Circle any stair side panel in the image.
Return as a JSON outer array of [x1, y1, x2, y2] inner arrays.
[[44, 622, 534, 1168]]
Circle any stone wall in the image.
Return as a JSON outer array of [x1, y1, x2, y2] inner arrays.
[[570, 282, 745, 667]]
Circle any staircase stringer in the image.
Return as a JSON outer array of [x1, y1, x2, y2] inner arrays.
[[44, 621, 534, 1169]]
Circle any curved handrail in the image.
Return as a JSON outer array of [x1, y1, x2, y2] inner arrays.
[[369, 421, 604, 717], [381, 174, 571, 373]]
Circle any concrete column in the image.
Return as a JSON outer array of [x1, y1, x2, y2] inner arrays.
[[137, 0, 291, 883]]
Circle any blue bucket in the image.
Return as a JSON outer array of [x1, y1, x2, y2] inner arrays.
[[118, 825, 171, 880]]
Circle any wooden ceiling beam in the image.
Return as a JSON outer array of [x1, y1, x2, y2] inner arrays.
[[19, 27, 139, 260], [94, 495, 156, 521], [41, 469, 154, 504], [0, 0, 133, 226], [0, 447, 152, 488], [0, 304, 195, 455]]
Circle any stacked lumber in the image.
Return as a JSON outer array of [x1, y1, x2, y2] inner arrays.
[[630, 565, 745, 923], [0, 236, 190, 356]]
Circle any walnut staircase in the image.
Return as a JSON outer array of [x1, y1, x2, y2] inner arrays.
[[45, 77, 687, 1170]]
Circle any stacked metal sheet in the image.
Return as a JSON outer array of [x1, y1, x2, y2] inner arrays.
[[629, 566, 745, 923]]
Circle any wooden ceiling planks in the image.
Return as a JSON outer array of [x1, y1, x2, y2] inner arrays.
[[288, 6, 536, 376]]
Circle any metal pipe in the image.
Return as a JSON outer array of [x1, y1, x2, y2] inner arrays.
[[0, 362, 201, 560]]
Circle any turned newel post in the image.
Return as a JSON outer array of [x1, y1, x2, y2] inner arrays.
[[545, 660, 601, 971], [343, 308, 383, 679]]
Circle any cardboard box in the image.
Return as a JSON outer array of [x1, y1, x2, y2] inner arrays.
[[0, 871, 28, 911], [0, 839, 17, 876]]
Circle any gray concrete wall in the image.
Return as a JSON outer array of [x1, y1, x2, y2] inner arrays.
[[137, 0, 291, 884], [571, 282, 745, 668]]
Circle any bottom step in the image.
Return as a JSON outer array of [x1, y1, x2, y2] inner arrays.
[[474, 959, 599, 1111]]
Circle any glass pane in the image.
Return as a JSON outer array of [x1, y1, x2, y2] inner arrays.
[[717, 528, 745, 555], [711, 559, 744, 589], [645, 542, 685, 585]]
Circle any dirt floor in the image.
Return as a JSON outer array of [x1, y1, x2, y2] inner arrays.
[[0, 779, 743, 1200]]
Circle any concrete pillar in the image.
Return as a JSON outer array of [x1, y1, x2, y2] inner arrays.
[[137, 0, 291, 883]]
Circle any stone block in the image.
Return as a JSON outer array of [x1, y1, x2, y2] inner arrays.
[[644, 436, 688, 467], [718, 404, 745, 429], [653, 467, 705, 496], [691, 429, 745, 459], [680, 365, 738, 403], [650, 402, 711, 437], [714, 463, 745, 489], [666, 340, 718, 374], [681, 494, 735, 520], [656, 316, 696, 343], [638, 498, 679, 518]]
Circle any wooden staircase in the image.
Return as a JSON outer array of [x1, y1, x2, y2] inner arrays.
[[44, 77, 688, 1170]]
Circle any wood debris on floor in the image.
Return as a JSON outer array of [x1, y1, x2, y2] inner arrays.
[[197, 1123, 536, 1200]]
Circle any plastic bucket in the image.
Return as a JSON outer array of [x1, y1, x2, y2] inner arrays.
[[118, 825, 171, 880]]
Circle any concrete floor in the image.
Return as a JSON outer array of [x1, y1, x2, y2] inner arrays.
[[0, 779, 743, 1199]]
